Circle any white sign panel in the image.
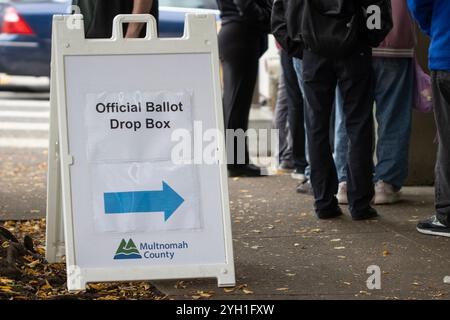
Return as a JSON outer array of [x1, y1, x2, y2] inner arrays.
[[47, 14, 235, 291], [91, 162, 201, 233], [85, 90, 193, 162]]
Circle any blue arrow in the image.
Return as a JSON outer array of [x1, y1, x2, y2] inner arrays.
[[104, 181, 184, 221]]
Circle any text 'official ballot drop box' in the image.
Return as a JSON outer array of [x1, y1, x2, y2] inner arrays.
[[46, 13, 235, 291]]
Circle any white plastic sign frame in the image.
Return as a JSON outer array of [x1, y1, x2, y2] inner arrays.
[[46, 13, 235, 291]]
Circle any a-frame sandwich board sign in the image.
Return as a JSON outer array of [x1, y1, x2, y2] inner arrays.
[[46, 13, 235, 291]]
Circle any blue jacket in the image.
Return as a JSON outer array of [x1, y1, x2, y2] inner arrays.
[[408, 0, 450, 71]]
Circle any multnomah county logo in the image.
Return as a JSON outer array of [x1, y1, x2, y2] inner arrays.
[[114, 239, 142, 260]]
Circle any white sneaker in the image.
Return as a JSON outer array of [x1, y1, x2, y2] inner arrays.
[[337, 182, 348, 205], [291, 169, 307, 183], [374, 181, 400, 205]]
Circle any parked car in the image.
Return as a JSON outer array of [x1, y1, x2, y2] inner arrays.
[[0, 0, 219, 78]]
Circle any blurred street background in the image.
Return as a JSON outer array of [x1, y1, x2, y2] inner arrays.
[[0, 0, 449, 300], [0, 77, 49, 221]]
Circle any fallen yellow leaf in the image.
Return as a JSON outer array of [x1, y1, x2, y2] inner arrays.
[[197, 291, 213, 298], [23, 269, 40, 276], [23, 255, 35, 263], [27, 260, 40, 268], [0, 286, 18, 294], [40, 280, 53, 290], [242, 288, 254, 295], [0, 278, 14, 285], [88, 283, 107, 291], [96, 295, 120, 300]]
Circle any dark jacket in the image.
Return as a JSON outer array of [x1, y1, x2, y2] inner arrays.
[[271, 0, 304, 58], [271, 0, 392, 59], [73, 0, 159, 38], [217, 0, 274, 33]]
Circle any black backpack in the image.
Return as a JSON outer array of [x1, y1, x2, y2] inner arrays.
[[300, 0, 392, 58]]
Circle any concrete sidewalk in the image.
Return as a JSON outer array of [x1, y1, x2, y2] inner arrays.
[[154, 175, 450, 300]]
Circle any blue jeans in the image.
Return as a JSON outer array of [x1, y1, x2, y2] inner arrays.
[[334, 88, 347, 183], [334, 57, 414, 190], [293, 58, 311, 179], [273, 69, 292, 163]]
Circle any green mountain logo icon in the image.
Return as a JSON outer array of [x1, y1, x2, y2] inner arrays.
[[114, 239, 142, 260]]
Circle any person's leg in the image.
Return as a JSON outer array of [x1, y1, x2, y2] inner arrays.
[[281, 51, 308, 174], [373, 58, 413, 202], [273, 69, 292, 167], [337, 46, 376, 219], [334, 87, 350, 204], [334, 87, 349, 183], [434, 71, 450, 227], [417, 71, 450, 237], [293, 58, 312, 189], [302, 51, 341, 218], [219, 23, 261, 171]]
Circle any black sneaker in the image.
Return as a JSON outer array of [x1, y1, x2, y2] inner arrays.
[[317, 207, 343, 220], [352, 207, 379, 221], [417, 216, 450, 238], [296, 180, 313, 195], [228, 164, 262, 178]]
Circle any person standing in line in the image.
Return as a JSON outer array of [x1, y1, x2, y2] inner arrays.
[[273, 47, 308, 181], [272, 0, 312, 192], [273, 0, 392, 220], [216, 0, 273, 177], [273, 61, 295, 171], [281, 49, 308, 182], [334, 0, 416, 206], [299, 7, 376, 220], [73, 0, 159, 39], [408, 0, 450, 237]]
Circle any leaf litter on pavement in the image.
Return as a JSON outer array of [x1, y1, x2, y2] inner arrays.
[[0, 220, 166, 300]]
